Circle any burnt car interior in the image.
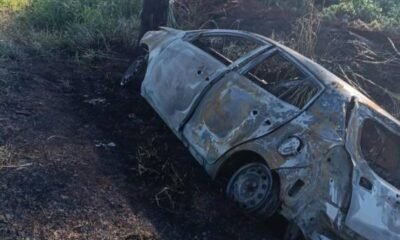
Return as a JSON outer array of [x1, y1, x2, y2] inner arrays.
[[361, 119, 400, 189], [191, 34, 319, 109]]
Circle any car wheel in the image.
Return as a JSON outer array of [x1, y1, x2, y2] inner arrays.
[[226, 162, 280, 219]]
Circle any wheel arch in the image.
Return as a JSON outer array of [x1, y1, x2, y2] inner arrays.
[[214, 149, 278, 182]]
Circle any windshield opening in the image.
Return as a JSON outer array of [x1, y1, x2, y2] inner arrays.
[[360, 119, 400, 189]]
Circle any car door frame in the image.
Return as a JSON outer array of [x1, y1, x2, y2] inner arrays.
[[211, 47, 325, 148], [236, 47, 325, 111], [180, 42, 325, 165], [151, 30, 271, 165], [176, 31, 274, 133], [345, 102, 400, 239], [141, 31, 266, 136]]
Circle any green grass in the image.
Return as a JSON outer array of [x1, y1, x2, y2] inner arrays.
[[0, 0, 142, 56], [0, 0, 29, 11]]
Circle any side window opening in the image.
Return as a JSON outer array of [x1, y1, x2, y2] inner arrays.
[[245, 52, 319, 109], [361, 119, 400, 188], [191, 35, 262, 66]]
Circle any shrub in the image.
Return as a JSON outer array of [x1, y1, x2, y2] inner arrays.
[[323, 0, 382, 22], [323, 0, 400, 33], [258, 0, 308, 10], [292, 0, 321, 58]]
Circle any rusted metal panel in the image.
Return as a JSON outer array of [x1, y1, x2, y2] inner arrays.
[[183, 70, 300, 163], [345, 103, 400, 240], [141, 38, 226, 133]]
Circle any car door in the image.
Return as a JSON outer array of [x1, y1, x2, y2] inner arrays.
[[141, 31, 266, 135], [345, 103, 400, 240], [183, 49, 322, 163], [141, 37, 226, 134]]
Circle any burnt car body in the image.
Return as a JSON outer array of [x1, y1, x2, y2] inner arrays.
[[127, 27, 400, 240]]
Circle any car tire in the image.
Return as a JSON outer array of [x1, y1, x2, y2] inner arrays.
[[226, 162, 280, 219]]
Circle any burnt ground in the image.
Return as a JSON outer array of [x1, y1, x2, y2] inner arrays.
[[1, 1, 400, 239], [0, 55, 286, 239]]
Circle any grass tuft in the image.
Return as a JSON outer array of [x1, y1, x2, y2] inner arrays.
[[291, 0, 321, 58], [0, 0, 29, 11]]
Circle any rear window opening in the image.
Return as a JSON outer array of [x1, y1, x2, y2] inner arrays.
[[360, 119, 400, 189], [245, 52, 320, 109]]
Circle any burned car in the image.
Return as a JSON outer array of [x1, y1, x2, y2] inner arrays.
[[123, 28, 400, 240]]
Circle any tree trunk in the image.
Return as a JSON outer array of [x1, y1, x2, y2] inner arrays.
[[122, 0, 169, 86], [137, 0, 169, 45]]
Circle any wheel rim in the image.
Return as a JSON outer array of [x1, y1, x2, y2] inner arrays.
[[226, 163, 273, 213]]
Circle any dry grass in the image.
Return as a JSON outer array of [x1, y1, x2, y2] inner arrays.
[[291, 0, 321, 58], [171, 0, 225, 29], [135, 136, 185, 213], [265, 0, 400, 118], [0, 145, 15, 169], [317, 28, 400, 118]]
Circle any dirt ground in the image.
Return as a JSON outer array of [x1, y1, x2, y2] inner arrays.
[[1, 1, 400, 240], [0, 54, 288, 239]]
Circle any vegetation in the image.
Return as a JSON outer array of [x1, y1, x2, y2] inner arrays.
[[0, 0, 29, 11], [291, 0, 321, 57], [1, 0, 399, 57], [257, 0, 400, 33], [323, 0, 400, 32], [0, 0, 142, 56], [258, 0, 309, 11]]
